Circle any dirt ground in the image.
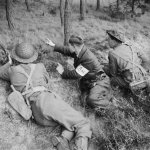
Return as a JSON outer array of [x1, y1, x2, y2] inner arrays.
[[0, 0, 150, 150]]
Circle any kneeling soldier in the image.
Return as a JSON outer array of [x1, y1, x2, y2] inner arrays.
[[45, 35, 113, 109], [0, 42, 92, 150], [103, 30, 150, 93]]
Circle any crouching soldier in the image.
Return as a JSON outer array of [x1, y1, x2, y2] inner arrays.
[[103, 30, 150, 93], [0, 42, 92, 150], [45, 35, 113, 109]]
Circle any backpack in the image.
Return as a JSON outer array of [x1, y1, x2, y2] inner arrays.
[[8, 64, 36, 120]]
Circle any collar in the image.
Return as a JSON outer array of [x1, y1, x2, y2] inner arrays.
[[77, 45, 87, 59]]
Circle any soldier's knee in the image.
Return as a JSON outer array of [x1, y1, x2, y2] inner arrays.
[[86, 94, 101, 108], [111, 76, 129, 89], [87, 93, 111, 109]]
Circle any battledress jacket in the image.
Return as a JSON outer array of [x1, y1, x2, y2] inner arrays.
[[54, 45, 102, 80], [108, 44, 150, 82], [0, 62, 92, 139]]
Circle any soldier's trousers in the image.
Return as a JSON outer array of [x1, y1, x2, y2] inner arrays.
[[29, 91, 92, 141], [80, 77, 113, 109], [103, 64, 129, 89]]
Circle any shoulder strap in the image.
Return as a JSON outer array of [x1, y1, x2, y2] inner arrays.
[[122, 43, 147, 79], [25, 64, 36, 91], [17, 64, 36, 91], [17, 65, 29, 78], [128, 45, 147, 75]]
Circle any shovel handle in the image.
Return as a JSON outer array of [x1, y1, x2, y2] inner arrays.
[[10, 85, 16, 92]]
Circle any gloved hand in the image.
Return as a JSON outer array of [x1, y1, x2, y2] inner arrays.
[[56, 63, 64, 75], [44, 38, 55, 47]]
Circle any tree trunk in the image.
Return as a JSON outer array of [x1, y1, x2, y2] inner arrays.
[[69, 0, 73, 6], [13, 0, 18, 2], [25, 0, 30, 12], [145, 0, 150, 3], [60, 0, 65, 26], [96, 0, 100, 11], [6, 0, 14, 30], [64, 0, 71, 46], [116, 0, 119, 12], [80, 0, 85, 20], [131, 0, 135, 14]]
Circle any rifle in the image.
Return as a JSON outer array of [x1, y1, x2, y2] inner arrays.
[[0, 42, 9, 65], [0, 41, 9, 55]]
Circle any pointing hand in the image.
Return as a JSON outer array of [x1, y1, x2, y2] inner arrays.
[[45, 38, 55, 47]]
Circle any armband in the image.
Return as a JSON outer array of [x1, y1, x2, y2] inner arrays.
[[76, 65, 89, 76]]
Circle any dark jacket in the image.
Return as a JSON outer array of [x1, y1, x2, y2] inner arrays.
[[54, 45, 102, 80]]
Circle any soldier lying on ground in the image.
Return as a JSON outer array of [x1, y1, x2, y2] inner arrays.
[[45, 35, 113, 110], [0, 42, 92, 150], [103, 30, 150, 93]]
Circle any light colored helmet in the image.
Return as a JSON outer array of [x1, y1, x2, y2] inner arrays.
[[11, 42, 38, 63]]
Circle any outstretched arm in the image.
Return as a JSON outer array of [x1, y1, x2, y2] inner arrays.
[[44, 38, 76, 58], [54, 45, 76, 58]]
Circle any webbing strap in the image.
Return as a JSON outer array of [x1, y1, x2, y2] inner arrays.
[[122, 43, 147, 78], [25, 64, 36, 91], [17, 64, 36, 91]]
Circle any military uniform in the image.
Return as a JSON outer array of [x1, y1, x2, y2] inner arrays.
[[54, 45, 112, 109], [104, 43, 149, 89], [0, 41, 93, 150], [0, 62, 92, 140]]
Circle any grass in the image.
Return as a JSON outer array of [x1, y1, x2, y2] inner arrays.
[[0, 0, 150, 149], [92, 88, 150, 150]]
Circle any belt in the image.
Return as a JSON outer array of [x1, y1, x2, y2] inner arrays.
[[22, 86, 48, 97]]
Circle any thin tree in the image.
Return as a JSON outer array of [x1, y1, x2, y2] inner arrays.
[[144, 0, 149, 3], [25, 0, 30, 12], [131, 0, 135, 14], [96, 0, 100, 11], [80, 0, 85, 20], [116, 0, 119, 12], [6, 0, 14, 29], [64, 0, 71, 46], [69, 0, 73, 6], [60, 0, 65, 26]]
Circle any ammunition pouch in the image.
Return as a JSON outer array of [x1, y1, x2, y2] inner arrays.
[[129, 76, 150, 91], [8, 64, 36, 120]]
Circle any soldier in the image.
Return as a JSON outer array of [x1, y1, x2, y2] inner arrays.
[[0, 42, 92, 150], [45, 35, 113, 109], [103, 30, 150, 92]]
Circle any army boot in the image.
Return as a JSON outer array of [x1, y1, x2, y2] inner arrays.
[[74, 137, 88, 150], [51, 135, 70, 150]]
